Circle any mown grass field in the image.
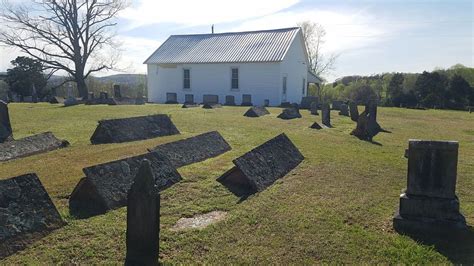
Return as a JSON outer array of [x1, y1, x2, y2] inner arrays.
[[1, 103, 473, 264]]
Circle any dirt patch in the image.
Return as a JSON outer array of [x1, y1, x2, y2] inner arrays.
[[171, 211, 228, 231]]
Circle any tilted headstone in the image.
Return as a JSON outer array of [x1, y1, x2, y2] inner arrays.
[[300, 96, 318, 110], [321, 103, 331, 127], [90, 114, 180, 144], [69, 152, 181, 217], [0, 100, 13, 143], [339, 104, 349, 116], [218, 133, 304, 193], [125, 160, 160, 266], [393, 140, 466, 233], [310, 101, 319, 115], [277, 106, 301, 120], [350, 102, 382, 141], [244, 106, 270, 117], [203, 94, 219, 104], [0, 173, 65, 258], [349, 102, 359, 122], [149, 131, 231, 168], [113, 84, 122, 99], [0, 132, 69, 162], [332, 100, 343, 110]]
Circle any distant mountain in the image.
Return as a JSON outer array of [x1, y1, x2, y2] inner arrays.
[[96, 74, 146, 86]]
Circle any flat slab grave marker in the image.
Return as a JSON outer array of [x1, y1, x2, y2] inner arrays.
[[69, 152, 181, 217], [90, 114, 180, 144], [393, 140, 467, 234], [349, 102, 359, 122], [218, 133, 304, 195], [244, 106, 270, 117], [125, 160, 159, 266], [149, 131, 231, 168], [339, 104, 349, 116], [0, 100, 13, 143], [0, 173, 65, 259], [321, 103, 332, 127], [0, 132, 69, 162]]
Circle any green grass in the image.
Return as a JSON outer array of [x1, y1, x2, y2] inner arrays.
[[1, 103, 473, 264]]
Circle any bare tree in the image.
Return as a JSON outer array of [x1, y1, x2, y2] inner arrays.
[[0, 0, 127, 98], [298, 21, 338, 79]]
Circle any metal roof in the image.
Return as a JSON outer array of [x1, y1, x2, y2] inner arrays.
[[144, 27, 301, 64]]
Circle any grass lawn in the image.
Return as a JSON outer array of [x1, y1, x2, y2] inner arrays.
[[1, 103, 473, 264]]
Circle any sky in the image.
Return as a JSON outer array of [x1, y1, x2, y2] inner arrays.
[[0, 0, 473, 81]]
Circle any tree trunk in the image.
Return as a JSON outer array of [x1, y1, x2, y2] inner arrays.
[[76, 77, 88, 99]]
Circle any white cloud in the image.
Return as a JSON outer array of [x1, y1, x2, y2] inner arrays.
[[120, 0, 299, 29], [112, 36, 161, 74]]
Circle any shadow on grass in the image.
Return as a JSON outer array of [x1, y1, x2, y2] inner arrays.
[[401, 226, 474, 264]]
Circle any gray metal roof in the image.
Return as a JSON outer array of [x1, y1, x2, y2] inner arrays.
[[144, 27, 301, 64]]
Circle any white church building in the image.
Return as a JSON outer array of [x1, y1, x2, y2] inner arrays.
[[144, 27, 321, 106]]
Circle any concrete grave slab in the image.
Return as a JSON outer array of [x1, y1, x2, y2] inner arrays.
[[244, 106, 270, 117], [218, 133, 304, 195], [90, 114, 180, 144], [0, 173, 65, 259], [0, 132, 69, 162], [69, 151, 181, 217], [171, 211, 228, 231], [149, 131, 231, 168]]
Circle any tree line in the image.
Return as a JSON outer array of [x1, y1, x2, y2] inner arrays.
[[316, 64, 474, 110]]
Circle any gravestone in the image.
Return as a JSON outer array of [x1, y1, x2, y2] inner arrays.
[[300, 96, 318, 110], [241, 94, 252, 106], [351, 102, 382, 141], [218, 133, 304, 194], [64, 97, 79, 107], [165, 93, 178, 104], [310, 122, 323, 130], [0, 100, 13, 143], [135, 91, 145, 105], [332, 100, 343, 110], [339, 104, 349, 116], [125, 160, 159, 266], [202, 103, 222, 109], [0, 173, 65, 259], [90, 114, 180, 144], [393, 140, 466, 234], [0, 132, 69, 162], [69, 152, 181, 217], [203, 94, 219, 104], [225, 95, 236, 106], [149, 131, 231, 168], [244, 106, 270, 117], [277, 106, 301, 119], [114, 85, 122, 99], [89, 92, 95, 100], [349, 102, 359, 122], [49, 96, 64, 104], [264, 99, 270, 107], [310, 101, 319, 115], [184, 94, 194, 104], [32, 84, 38, 103], [321, 103, 331, 127]]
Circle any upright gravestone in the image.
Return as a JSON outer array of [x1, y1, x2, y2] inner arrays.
[[125, 160, 159, 266], [366, 102, 381, 140], [321, 103, 331, 127], [218, 133, 304, 194], [114, 84, 122, 99], [135, 91, 145, 105], [300, 96, 318, 110], [332, 100, 343, 110], [0, 100, 13, 143], [89, 92, 95, 99], [69, 151, 181, 217], [31, 84, 38, 103], [0, 173, 65, 258], [90, 114, 180, 144], [339, 103, 349, 116], [349, 102, 359, 122], [310, 101, 319, 115], [393, 140, 466, 233]]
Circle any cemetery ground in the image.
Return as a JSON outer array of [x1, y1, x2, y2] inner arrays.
[[1, 103, 473, 264]]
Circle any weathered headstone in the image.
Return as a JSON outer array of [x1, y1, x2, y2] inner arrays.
[[339, 104, 349, 116], [90, 114, 180, 144], [349, 102, 359, 122], [0, 132, 69, 162], [277, 106, 301, 119], [225, 95, 235, 106], [244, 106, 270, 117], [69, 151, 181, 217], [0, 100, 13, 143], [393, 140, 466, 234], [300, 96, 318, 110], [321, 103, 331, 127], [310, 101, 319, 115], [113, 84, 122, 99], [149, 131, 231, 168], [218, 133, 304, 194], [332, 100, 343, 110], [125, 160, 160, 266], [351, 102, 382, 141], [202, 103, 222, 109], [0, 173, 65, 258]]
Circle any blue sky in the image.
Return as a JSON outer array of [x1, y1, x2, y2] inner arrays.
[[0, 0, 472, 81]]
